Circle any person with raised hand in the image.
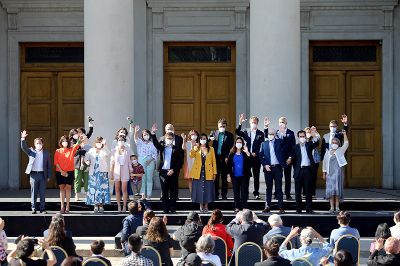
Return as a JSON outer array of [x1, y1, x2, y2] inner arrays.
[[181, 130, 200, 193]]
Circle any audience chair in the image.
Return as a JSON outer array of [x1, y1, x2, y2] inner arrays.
[[82, 258, 108, 266], [42, 246, 68, 266], [212, 236, 228, 266], [235, 242, 263, 266], [335, 234, 360, 266], [291, 257, 313, 266], [141, 245, 162, 266], [270, 234, 292, 250]]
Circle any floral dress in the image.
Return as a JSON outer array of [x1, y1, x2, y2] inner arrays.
[[86, 154, 111, 205]]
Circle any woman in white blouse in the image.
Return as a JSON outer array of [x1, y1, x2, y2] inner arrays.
[[181, 130, 200, 193], [133, 125, 158, 199], [390, 211, 400, 238], [196, 235, 222, 266]]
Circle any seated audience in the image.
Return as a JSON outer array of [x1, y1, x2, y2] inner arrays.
[[202, 209, 234, 257], [370, 223, 391, 255], [0, 217, 7, 266], [121, 234, 153, 266], [255, 239, 291, 266], [368, 237, 400, 266], [329, 211, 360, 246], [263, 214, 300, 249], [43, 214, 73, 239], [61, 257, 82, 266], [143, 217, 173, 266], [7, 237, 56, 266], [196, 235, 222, 266], [173, 211, 203, 258], [390, 211, 400, 238], [181, 253, 202, 266], [279, 227, 333, 265], [136, 210, 155, 238], [334, 250, 354, 266], [84, 240, 111, 266], [45, 214, 77, 256]]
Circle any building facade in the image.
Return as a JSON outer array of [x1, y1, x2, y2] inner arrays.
[[0, 0, 399, 190]]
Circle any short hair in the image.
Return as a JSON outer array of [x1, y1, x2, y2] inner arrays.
[[16, 239, 35, 259], [337, 211, 351, 225], [394, 211, 400, 223], [94, 136, 104, 148], [218, 118, 227, 125], [267, 128, 276, 135], [264, 239, 280, 257], [384, 237, 400, 254], [143, 210, 155, 223], [268, 214, 283, 227], [334, 249, 353, 266], [128, 201, 139, 214], [90, 240, 105, 255], [329, 120, 338, 126], [130, 154, 137, 159], [279, 117, 287, 124], [58, 135, 70, 148], [196, 235, 215, 254], [300, 228, 314, 246], [241, 209, 253, 223], [297, 130, 306, 137], [128, 234, 142, 253], [250, 116, 259, 123]]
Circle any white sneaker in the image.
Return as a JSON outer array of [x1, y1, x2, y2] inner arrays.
[[75, 194, 79, 201], [93, 206, 98, 213], [99, 206, 104, 213]]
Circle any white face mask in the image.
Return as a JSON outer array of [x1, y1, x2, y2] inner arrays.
[[250, 123, 257, 130], [279, 122, 286, 129], [73, 134, 79, 140], [306, 133, 311, 139], [118, 141, 125, 147], [268, 134, 275, 141], [218, 127, 226, 133], [299, 137, 306, 144], [131, 159, 138, 164], [143, 135, 150, 141], [62, 142, 68, 148], [190, 135, 198, 141], [236, 143, 243, 149], [200, 139, 207, 145], [331, 144, 339, 150], [330, 127, 337, 133], [35, 144, 43, 150], [165, 139, 173, 145], [95, 143, 103, 149]]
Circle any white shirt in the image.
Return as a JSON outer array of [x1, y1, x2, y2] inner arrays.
[[322, 141, 349, 173], [31, 149, 43, 171], [269, 140, 279, 165], [300, 144, 310, 167], [162, 146, 173, 170], [250, 130, 256, 151], [197, 252, 222, 266], [390, 224, 400, 238]]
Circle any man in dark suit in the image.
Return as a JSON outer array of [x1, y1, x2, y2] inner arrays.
[[321, 114, 349, 159], [236, 114, 265, 199], [20, 130, 51, 214], [259, 123, 288, 213], [210, 118, 234, 200], [151, 127, 183, 213], [287, 130, 320, 214]]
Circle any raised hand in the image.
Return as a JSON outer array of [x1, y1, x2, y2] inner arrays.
[[21, 130, 28, 139], [151, 123, 158, 134], [134, 125, 140, 133], [243, 145, 249, 153], [341, 114, 348, 124], [239, 113, 247, 125], [264, 117, 270, 128], [181, 133, 186, 140]]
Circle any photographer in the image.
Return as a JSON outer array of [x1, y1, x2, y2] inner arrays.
[[7, 237, 56, 266]]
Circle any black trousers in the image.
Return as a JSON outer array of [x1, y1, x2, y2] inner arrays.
[[284, 165, 292, 197], [250, 156, 261, 196], [215, 155, 228, 198], [295, 166, 313, 210], [232, 176, 249, 209], [159, 169, 178, 212]]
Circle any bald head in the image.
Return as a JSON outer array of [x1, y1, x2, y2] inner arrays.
[[385, 237, 400, 254]]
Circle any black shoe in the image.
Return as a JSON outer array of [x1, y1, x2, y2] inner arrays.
[[255, 195, 261, 200], [163, 210, 169, 214], [296, 209, 302, 214], [286, 196, 294, 201], [40, 210, 47, 214], [31, 210, 36, 214], [306, 209, 315, 214], [222, 196, 228, 200], [279, 208, 285, 214], [262, 207, 271, 213], [170, 210, 177, 214]]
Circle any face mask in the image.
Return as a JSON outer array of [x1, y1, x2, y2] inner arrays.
[[330, 127, 337, 133], [250, 123, 257, 130], [119, 133, 126, 138], [166, 129, 174, 134], [299, 137, 306, 144], [190, 135, 198, 141], [118, 141, 125, 147], [35, 144, 43, 150], [73, 134, 79, 140], [236, 143, 243, 149], [200, 139, 207, 145], [165, 139, 173, 145], [306, 133, 311, 139], [131, 159, 138, 164], [279, 122, 286, 129], [62, 142, 68, 148], [95, 143, 103, 149], [143, 135, 150, 141], [268, 135, 275, 141], [331, 144, 339, 150], [218, 127, 226, 133]]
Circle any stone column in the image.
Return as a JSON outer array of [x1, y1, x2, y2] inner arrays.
[[84, 0, 134, 145], [250, 0, 301, 131]]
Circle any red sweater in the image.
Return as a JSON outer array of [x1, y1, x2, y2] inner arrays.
[[202, 223, 234, 257]]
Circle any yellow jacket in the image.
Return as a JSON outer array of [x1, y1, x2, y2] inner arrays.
[[189, 146, 217, 180]]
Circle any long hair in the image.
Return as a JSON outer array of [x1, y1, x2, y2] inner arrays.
[[58, 135, 71, 149], [145, 217, 168, 243], [205, 209, 223, 232], [199, 133, 210, 152], [141, 129, 151, 141], [46, 216, 66, 246], [229, 136, 245, 155], [115, 127, 128, 140], [187, 130, 200, 143]]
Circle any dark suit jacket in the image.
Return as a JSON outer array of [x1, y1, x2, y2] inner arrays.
[[368, 250, 400, 266], [151, 134, 183, 173], [321, 124, 349, 159], [210, 130, 234, 159], [20, 139, 51, 179], [226, 219, 268, 253], [235, 124, 265, 157], [259, 139, 287, 169], [275, 128, 296, 161], [254, 257, 291, 266], [290, 139, 320, 179], [227, 151, 252, 178]]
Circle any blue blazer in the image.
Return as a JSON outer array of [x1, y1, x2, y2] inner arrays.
[[235, 124, 265, 157], [259, 139, 286, 169], [20, 139, 51, 179], [264, 128, 296, 161]]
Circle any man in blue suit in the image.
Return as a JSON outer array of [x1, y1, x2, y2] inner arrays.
[[20, 130, 52, 214], [259, 120, 288, 213]]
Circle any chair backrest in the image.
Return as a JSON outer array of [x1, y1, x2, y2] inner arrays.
[[202, 259, 217, 266], [141, 246, 162, 266], [334, 234, 360, 265], [291, 258, 313, 266], [42, 246, 68, 266], [82, 258, 108, 266], [212, 236, 228, 266], [271, 234, 292, 250], [235, 242, 263, 266]]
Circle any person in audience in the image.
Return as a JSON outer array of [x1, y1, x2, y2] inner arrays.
[[209, 118, 234, 200], [143, 217, 174, 266], [255, 239, 291, 266], [45, 214, 77, 256], [195, 235, 222, 266], [202, 209, 234, 258], [84, 240, 111, 266], [60, 256, 82, 266], [182, 253, 202, 266], [368, 236, 400, 265], [323, 130, 349, 213], [84, 136, 111, 213], [304, 126, 321, 198], [279, 227, 333, 265], [334, 250, 354, 266], [370, 223, 392, 255], [129, 154, 144, 196], [121, 234, 153, 266], [43, 214, 72, 239], [329, 211, 360, 246], [54, 135, 82, 213], [133, 125, 158, 199], [20, 130, 52, 214], [321, 115, 348, 160], [136, 209, 155, 237], [173, 211, 203, 258], [0, 218, 7, 266], [190, 133, 217, 213], [181, 130, 200, 193], [121, 199, 150, 255], [390, 211, 400, 238], [263, 214, 300, 249], [7, 237, 56, 266], [235, 114, 265, 200], [227, 136, 252, 212]]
